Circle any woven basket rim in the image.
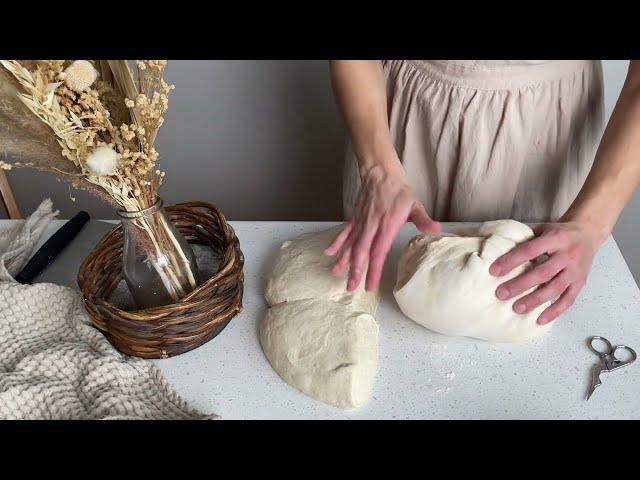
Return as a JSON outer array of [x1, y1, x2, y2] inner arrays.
[[76, 201, 244, 358], [88, 229, 238, 318], [82, 201, 237, 312]]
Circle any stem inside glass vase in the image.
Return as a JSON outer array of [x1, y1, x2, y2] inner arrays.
[[118, 198, 201, 309]]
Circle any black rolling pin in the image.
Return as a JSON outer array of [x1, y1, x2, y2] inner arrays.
[[14, 211, 90, 284]]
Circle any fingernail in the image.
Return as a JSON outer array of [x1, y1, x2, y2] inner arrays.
[[490, 264, 501, 276], [496, 286, 509, 300], [513, 302, 526, 314], [537, 316, 549, 325]]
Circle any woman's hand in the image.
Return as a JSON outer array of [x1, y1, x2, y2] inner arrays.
[[325, 164, 441, 292], [489, 221, 606, 325], [327, 61, 440, 292]]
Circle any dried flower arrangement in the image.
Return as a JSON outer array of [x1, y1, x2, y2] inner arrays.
[[0, 60, 198, 305]]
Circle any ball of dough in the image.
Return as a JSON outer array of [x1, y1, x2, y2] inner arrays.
[[393, 219, 553, 343], [265, 226, 379, 315], [260, 298, 379, 409]]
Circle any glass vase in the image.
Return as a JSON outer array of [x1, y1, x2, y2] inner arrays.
[[118, 198, 200, 309]]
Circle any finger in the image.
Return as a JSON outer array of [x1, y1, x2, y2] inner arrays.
[[511, 270, 572, 314], [490, 232, 568, 277], [537, 283, 581, 325], [328, 188, 368, 255], [495, 252, 569, 300], [330, 187, 372, 276], [331, 244, 352, 276], [331, 207, 369, 276], [409, 202, 441, 234], [347, 217, 380, 291], [325, 222, 353, 256], [365, 214, 406, 291]]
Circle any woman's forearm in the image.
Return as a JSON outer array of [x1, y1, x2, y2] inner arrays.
[[329, 60, 404, 178], [563, 61, 640, 242]]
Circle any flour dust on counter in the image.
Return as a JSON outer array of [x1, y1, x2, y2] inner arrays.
[[261, 225, 381, 409]]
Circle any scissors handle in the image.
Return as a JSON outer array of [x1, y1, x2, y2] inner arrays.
[[588, 336, 614, 357], [588, 336, 637, 371], [609, 345, 637, 371]]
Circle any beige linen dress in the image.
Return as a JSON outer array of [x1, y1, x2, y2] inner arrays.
[[343, 60, 605, 222]]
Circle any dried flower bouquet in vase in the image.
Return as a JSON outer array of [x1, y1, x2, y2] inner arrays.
[[0, 60, 200, 308]]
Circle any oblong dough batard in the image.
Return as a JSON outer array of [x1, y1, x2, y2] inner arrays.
[[394, 219, 553, 343], [265, 225, 379, 315], [260, 298, 379, 409]]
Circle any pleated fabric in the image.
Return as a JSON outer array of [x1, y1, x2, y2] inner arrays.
[[343, 60, 605, 222]]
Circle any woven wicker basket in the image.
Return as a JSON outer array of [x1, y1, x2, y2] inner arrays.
[[77, 201, 244, 359]]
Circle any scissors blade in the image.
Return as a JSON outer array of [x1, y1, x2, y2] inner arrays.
[[586, 364, 604, 401]]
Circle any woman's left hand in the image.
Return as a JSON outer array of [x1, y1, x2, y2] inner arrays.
[[488, 222, 605, 325]]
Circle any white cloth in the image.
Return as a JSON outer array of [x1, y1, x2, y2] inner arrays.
[[0, 200, 218, 419]]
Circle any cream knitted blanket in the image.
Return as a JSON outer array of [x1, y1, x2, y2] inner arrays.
[[0, 200, 218, 419]]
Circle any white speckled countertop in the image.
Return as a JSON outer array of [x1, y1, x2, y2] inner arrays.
[[19, 220, 640, 419]]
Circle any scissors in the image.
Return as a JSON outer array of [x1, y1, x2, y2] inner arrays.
[[586, 336, 637, 400]]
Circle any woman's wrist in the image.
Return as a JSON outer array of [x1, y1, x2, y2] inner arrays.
[[357, 144, 406, 183], [360, 161, 407, 190], [560, 203, 617, 246], [560, 167, 635, 247]]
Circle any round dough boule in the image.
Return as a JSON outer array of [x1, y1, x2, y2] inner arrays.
[[260, 298, 379, 409], [393, 219, 553, 343]]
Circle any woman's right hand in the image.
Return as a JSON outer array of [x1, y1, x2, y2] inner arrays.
[[325, 163, 441, 293]]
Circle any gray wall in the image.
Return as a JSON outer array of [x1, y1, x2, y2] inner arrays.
[[3, 60, 639, 281], [603, 61, 640, 283]]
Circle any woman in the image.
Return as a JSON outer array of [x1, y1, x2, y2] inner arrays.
[[326, 60, 640, 325]]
